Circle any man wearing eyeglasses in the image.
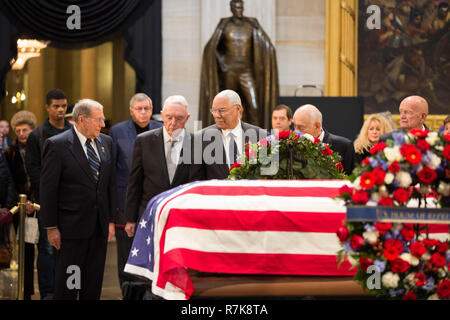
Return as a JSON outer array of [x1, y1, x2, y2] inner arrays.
[[40, 99, 117, 300], [190, 89, 266, 181], [109, 93, 162, 297]]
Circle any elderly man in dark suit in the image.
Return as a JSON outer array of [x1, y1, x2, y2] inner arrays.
[[124, 95, 192, 238], [40, 99, 117, 300], [293, 104, 355, 175], [109, 93, 162, 295], [190, 89, 267, 181], [380, 95, 429, 142]]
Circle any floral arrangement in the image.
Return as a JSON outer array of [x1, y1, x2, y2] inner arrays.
[[336, 129, 450, 300], [227, 130, 345, 180]]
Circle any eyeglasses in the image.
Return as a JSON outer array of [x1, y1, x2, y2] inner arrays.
[[86, 117, 105, 124], [210, 106, 237, 115], [132, 106, 152, 112]]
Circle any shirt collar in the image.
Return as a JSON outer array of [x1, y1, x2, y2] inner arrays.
[[222, 120, 242, 138], [163, 126, 185, 143], [74, 124, 90, 146], [318, 128, 325, 142]]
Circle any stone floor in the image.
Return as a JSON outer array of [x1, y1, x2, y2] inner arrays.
[[0, 239, 123, 300]]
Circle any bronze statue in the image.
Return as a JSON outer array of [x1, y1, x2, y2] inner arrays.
[[199, 0, 279, 128]]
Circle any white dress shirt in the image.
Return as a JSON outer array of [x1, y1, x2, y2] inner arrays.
[[163, 127, 185, 165], [221, 120, 244, 166], [73, 124, 101, 161]]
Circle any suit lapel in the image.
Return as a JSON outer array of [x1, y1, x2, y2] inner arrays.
[[127, 119, 137, 144], [67, 129, 96, 185], [154, 128, 171, 185], [94, 136, 107, 181]]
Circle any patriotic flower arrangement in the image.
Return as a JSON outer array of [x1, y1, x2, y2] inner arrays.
[[228, 130, 345, 180], [336, 130, 450, 300]]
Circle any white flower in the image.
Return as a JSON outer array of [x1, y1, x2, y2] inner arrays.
[[354, 177, 362, 190], [396, 171, 412, 188], [438, 182, 450, 197], [427, 294, 440, 300], [302, 133, 315, 143], [382, 272, 400, 288], [436, 145, 444, 151], [384, 173, 394, 185], [428, 153, 441, 170], [425, 132, 439, 146], [371, 192, 381, 202], [384, 147, 402, 162], [379, 185, 388, 196], [400, 253, 419, 266], [404, 273, 416, 286], [363, 231, 379, 244], [437, 267, 447, 279]]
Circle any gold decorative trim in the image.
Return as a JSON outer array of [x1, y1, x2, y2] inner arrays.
[[340, 0, 355, 20], [339, 52, 355, 74]]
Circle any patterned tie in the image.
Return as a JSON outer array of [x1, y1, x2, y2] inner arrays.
[[86, 139, 101, 182], [228, 133, 238, 167], [166, 138, 177, 183]]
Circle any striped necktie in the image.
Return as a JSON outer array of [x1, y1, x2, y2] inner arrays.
[[86, 139, 101, 182]]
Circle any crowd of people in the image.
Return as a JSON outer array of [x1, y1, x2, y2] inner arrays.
[[0, 88, 449, 300]]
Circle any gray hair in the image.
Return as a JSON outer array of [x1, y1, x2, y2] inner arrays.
[[215, 89, 242, 106], [162, 95, 189, 110], [72, 99, 104, 123], [129, 93, 152, 108], [297, 104, 322, 125]]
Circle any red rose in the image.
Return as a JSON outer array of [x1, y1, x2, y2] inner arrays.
[[338, 185, 353, 197], [370, 142, 386, 155], [360, 172, 376, 189], [430, 253, 446, 268], [423, 239, 440, 248], [336, 226, 350, 242], [400, 225, 415, 241], [384, 238, 404, 253], [400, 144, 422, 164], [322, 145, 333, 156], [375, 222, 392, 234], [416, 139, 430, 152], [410, 129, 429, 138], [378, 196, 394, 206], [414, 273, 425, 287], [436, 242, 448, 254], [393, 188, 409, 204], [444, 134, 450, 142], [352, 190, 369, 204], [313, 137, 321, 145], [391, 258, 410, 273], [359, 257, 374, 272], [361, 158, 370, 166], [229, 162, 242, 171], [410, 241, 426, 258], [443, 145, 450, 161], [335, 162, 343, 172], [278, 130, 290, 140], [350, 234, 364, 250], [417, 166, 437, 185], [436, 279, 450, 299], [402, 292, 417, 300], [383, 246, 400, 261], [388, 161, 401, 173], [372, 168, 386, 186]]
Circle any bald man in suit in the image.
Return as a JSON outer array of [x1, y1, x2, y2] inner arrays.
[[293, 104, 355, 175]]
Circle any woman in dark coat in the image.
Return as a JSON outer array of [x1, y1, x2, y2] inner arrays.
[[5, 110, 37, 300]]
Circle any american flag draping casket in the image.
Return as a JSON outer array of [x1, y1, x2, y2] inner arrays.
[[124, 179, 362, 300]]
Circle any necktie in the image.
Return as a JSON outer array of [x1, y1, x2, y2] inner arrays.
[[86, 139, 101, 182], [228, 133, 238, 167], [166, 138, 177, 183]]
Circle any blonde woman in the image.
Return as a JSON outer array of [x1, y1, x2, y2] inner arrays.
[[354, 113, 395, 164]]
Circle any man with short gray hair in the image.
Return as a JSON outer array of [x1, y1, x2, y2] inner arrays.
[[40, 98, 117, 300], [293, 104, 355, 175], [190, 89, 267, 180], [109, 93, 162, 297]]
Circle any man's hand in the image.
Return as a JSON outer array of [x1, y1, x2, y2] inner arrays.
[[125, 222, 136, 238], [47, 228, 61, 250], [108, 222, 115, 242], [25, 201, 34, 215]]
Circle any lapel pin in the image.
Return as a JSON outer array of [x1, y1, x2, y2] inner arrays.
[[101, 146, 105, 153]]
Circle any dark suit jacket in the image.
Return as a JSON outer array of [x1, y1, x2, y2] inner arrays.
[[109, 119, 163, 217], [125, 127, 193, 223], [39, 128, 117, 239], [322, 129, 355, 175], [190, 121, 267, 181]]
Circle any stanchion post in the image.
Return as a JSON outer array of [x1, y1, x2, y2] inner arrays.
[[17, 194, 27, 300]]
